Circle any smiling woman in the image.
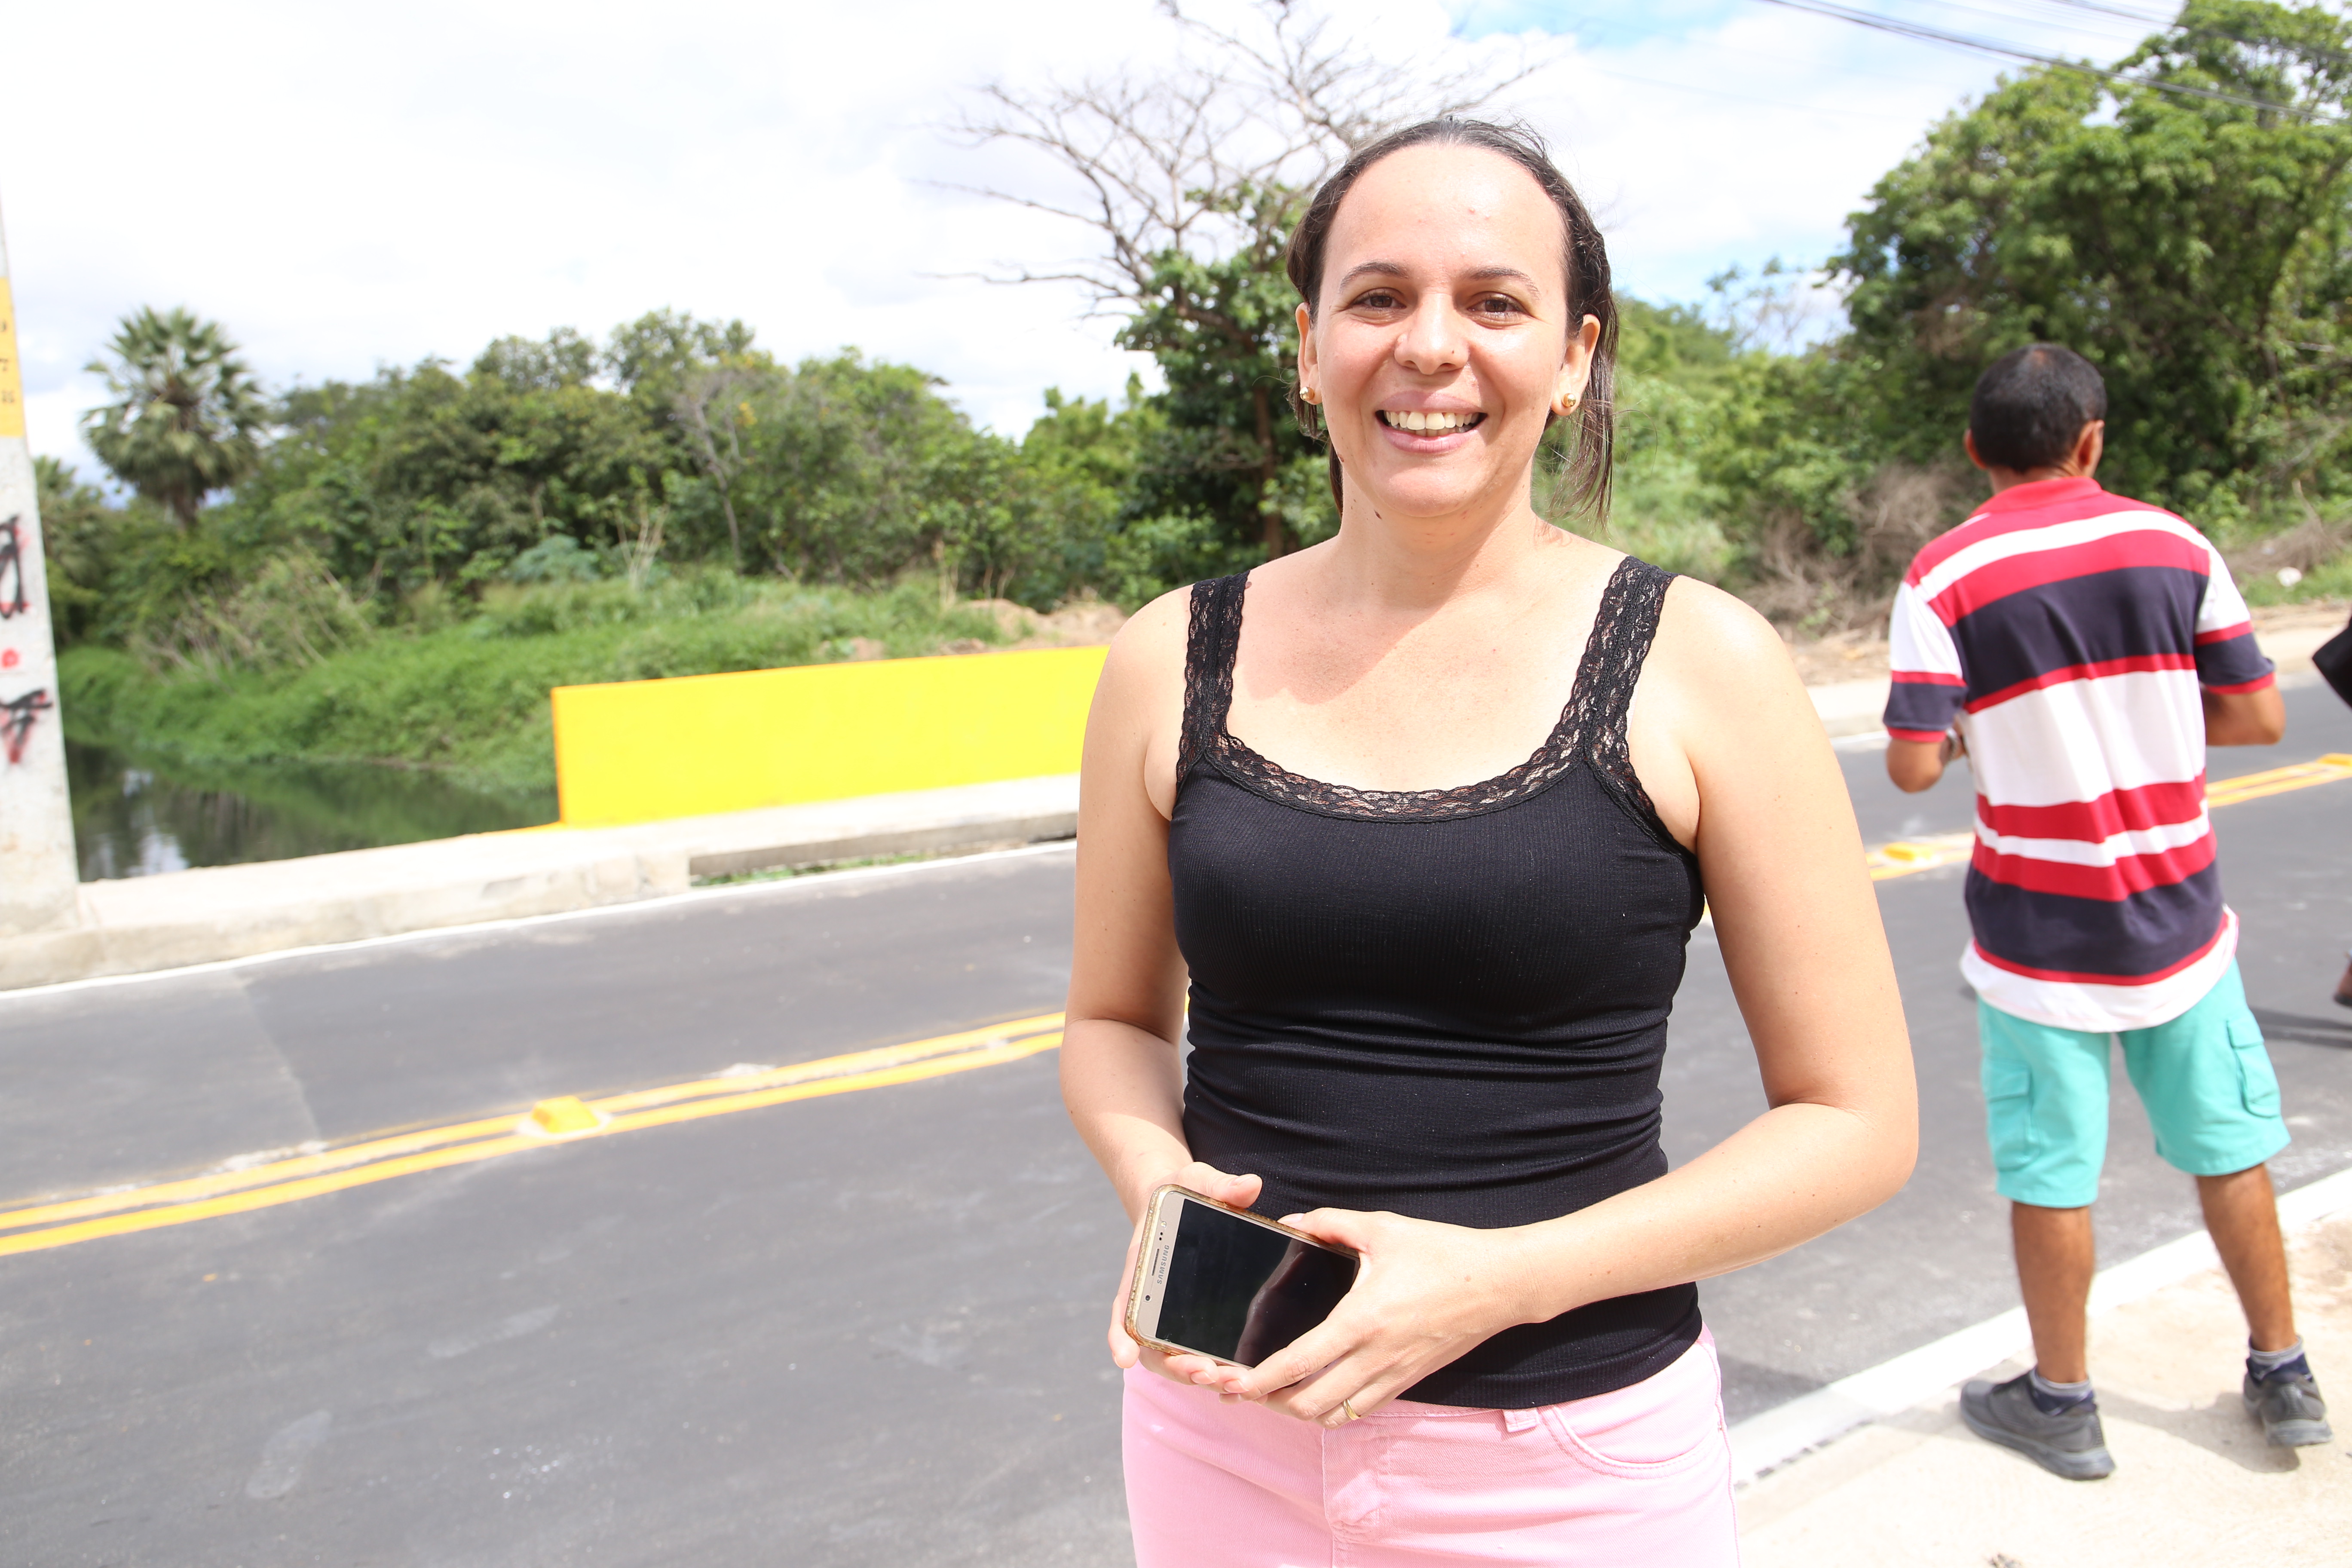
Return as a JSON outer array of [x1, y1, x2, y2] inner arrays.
[[1060, 117, 1918, 1565], [1287, 116, 1620, 526]]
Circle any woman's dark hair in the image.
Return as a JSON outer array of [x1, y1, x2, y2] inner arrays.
[[1284, 116, 1618, 520], [1969, 344, 2107, 472]]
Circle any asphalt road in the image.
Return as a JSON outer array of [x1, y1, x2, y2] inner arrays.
[[3, 683, 2348, 1566]]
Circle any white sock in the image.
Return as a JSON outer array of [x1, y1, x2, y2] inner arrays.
[[2248, 1338, 2306, 1377], [2028, 1369, 2093, 1406]]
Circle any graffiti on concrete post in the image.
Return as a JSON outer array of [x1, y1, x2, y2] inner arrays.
[[0, 204, 83, 934], [0, 508, 40, 761], [0, 515, 23, 619], [0, 512, 45, 761], [2, 684, 51, 765]]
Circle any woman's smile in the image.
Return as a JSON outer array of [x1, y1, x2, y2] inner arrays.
[[1375, 407, 1487, 450]]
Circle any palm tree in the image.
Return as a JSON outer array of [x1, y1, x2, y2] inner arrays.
[[80, 306, 267, 530]]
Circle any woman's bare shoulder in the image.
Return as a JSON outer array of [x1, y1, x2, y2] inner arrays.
[[1654, 575, 1796, 679], [1647, 576, 1815, 733], [1092, 583, 1194, 719], [1108, 584, 1191, 671]]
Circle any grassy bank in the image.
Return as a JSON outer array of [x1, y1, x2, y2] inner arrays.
[[60, 576, 1017, 797], [65, 541, 2349, 807]]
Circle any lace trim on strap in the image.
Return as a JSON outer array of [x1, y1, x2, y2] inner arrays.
[[1581, 558, 1676, 832], [1178, 573, 1245, 787], [1181, 556, 1677, 824]]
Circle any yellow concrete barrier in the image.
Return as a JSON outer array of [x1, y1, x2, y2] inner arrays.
[[550, 645, 1109, 825]]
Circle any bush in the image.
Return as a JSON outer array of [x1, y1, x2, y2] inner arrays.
[[58, 573, 1015, 793]]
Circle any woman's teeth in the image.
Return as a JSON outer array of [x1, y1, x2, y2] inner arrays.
[[1381, 410, 1481, 433]]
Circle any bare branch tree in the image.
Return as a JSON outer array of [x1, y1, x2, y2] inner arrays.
[[941, 0, 1545, 312], [940, 0, 1551, 557]]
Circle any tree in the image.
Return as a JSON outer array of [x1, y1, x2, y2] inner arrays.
[[726, 351, 980, 584], [1834, 0, 2352, 521], [670, 361, 775, 570], [31, 457, 122, 643], [604, 309, 758, 404], [947, 0, 1538, 560], [81, 306, 269, 530], [234, 333, 673, 593], [606, 311, 771, 569]]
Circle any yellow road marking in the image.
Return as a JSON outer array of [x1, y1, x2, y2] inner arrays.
[[0, 1013, 1066, 1259], [1867, 833, 1977, 881], [2202, 752, 2352, 808], [1867, 752, 2352, 884]]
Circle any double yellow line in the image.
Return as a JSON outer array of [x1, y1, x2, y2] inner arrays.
[[2204, 752, 2352, 808], [1868, 752, 2352, 883], [0, 1013, 1066, 1261]]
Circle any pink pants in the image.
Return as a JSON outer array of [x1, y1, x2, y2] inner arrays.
[[1123, 1332, 1738, 1567]]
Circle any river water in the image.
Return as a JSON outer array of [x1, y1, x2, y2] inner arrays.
[[67, 742, 559, 881]]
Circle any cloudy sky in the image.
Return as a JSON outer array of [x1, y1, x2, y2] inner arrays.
[[1, 0, 2175, 468]]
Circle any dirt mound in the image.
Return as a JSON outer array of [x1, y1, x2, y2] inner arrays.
[[961, 597, 1131, 650]]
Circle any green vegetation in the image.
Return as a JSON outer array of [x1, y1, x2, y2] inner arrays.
[[60, 577, 1012, 795], [49, 0, 2352, 796], [1841, 1, 2352, 527], [1676, 0, 2352, 625], [46, 330, 1138, 794], [1545, 0, 2352, 631]]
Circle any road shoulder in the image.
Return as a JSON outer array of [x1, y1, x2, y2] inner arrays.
[[1739, 1205, 2352, 1564]]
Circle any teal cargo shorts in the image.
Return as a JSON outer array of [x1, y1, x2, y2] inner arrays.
[[1978, 961, 2289, 1209]]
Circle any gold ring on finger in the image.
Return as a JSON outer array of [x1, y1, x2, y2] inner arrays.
[[1341, 1400, 1360, 1422]]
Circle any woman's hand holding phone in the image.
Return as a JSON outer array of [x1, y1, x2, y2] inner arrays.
[[1189, 1206, 1534, 1426], [1108, 1161, 1262, 1392]]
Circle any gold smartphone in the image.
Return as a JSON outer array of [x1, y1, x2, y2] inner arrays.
[[1124, 1184, 1360, 1367]]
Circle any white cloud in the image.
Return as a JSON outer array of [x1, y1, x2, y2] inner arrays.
[[0, 0, 2165, 469]]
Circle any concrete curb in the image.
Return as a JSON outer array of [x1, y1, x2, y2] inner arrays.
[[0, 774, 1078, 992], [1808, 677, 1893, 739]]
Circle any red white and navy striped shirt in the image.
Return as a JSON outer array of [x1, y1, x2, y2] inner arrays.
[[1883, 476, 2275, 1031]]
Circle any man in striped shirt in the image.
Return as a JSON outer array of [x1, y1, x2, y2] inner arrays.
[[1884, 344, 2327, 1477]]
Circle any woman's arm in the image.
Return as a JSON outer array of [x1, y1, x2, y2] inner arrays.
[[1204, 579, 1918, 1422], [1062, 591, 1193, 1220], [1061, 592, 1266, 1372]]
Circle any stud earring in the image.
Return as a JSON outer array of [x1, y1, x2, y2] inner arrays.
[[1556, 396, 1579, 415], [1301, 386, 1320, 405]]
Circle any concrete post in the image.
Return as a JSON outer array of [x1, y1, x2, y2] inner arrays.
[[0, 201, 81, 935]]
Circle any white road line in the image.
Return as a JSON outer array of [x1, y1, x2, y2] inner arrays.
[[1727, 1162, 2352, 1486], [0, 839, 1078, 1006]]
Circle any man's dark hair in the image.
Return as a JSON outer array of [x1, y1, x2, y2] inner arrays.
[[1969, 344, 2107, 472]]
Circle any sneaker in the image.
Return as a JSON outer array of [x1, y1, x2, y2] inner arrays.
[[2244, 1363, 2334, 1447], [1961, 1373, 2116, 1479]]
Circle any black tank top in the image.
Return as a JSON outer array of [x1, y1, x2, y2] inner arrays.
[[1168, 556, 1706, 1409]]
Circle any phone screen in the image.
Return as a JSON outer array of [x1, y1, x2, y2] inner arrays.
[[1144, 1195, 1358, 1366]]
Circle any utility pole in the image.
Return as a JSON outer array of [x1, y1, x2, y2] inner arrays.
[[0, 200, 80, 935]]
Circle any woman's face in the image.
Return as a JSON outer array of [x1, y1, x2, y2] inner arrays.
[[1297, 144, 1599, 524]]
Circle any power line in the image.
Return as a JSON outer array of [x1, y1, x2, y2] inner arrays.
[[1514, 2, 2015, 92], [1906, 0, 2158, 40], [1917, 0, 2352, 74], [2037, 0, 2181, 24], [1751, 0, 2343, 120]]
